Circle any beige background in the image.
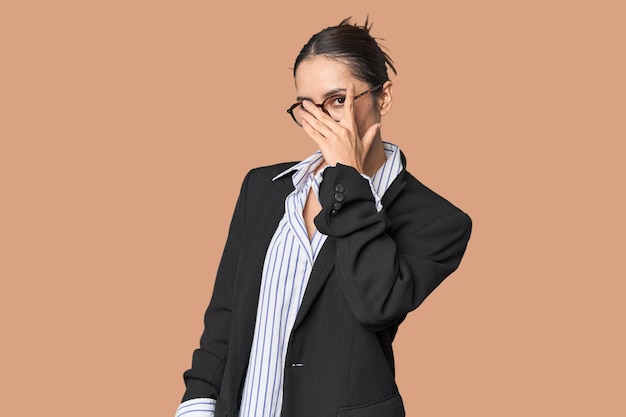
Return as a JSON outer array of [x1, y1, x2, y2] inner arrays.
[[1, 1, 624, 415]]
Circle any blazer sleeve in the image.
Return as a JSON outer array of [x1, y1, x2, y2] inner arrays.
[[180, 171, 251, 401], [314, 164, 472, 330]]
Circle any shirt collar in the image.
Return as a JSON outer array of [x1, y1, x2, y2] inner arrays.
[[272, 151, 326, 190]]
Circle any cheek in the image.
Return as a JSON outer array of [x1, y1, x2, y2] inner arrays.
[[355, 101, 379, 134]]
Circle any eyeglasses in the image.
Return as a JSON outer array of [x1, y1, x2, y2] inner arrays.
[[286, 83, 384, 127]]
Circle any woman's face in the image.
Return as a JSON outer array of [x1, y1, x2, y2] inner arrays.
[[294, 56, 385, 139]]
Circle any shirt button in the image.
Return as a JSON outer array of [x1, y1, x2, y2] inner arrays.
[[334, 183, 345, 193], [334, 193, 345, 202]]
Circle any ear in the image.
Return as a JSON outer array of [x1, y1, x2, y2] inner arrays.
[[377, 81, 393, 116]]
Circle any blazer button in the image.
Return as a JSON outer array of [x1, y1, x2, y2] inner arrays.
[[333, 202, 342, 211], [334, 192, 345, 202], [334, 183, 345, 192]]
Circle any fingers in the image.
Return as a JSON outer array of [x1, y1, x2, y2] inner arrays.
[[299, 101, 336, 138], [342, 83, 356, 127], [300, 117, 326, 151]]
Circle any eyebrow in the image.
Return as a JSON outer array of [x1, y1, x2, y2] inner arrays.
[[296, 87, 346, 103]]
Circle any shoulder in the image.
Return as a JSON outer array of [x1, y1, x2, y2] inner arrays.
[[240, 161, 299, 187], [248, 162, 298, 179], [403, 171, 464, 211], [391, 169, 471, 230], [389, 149, 469, 219], [233, 161, 299, 201]]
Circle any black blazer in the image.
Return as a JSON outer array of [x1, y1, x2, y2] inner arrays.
[[181, 157, 472, 417]]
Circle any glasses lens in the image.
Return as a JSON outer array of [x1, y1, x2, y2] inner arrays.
[[322, 95, 345, 121], [288, 94, 349, 126]]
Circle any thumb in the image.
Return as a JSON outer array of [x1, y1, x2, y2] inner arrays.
[[361, 123, 382, 153]]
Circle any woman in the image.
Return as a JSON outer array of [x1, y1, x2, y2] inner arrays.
[[175, 17, 472, 417]]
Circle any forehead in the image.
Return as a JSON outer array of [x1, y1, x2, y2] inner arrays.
[[294, 56, 361, 97]]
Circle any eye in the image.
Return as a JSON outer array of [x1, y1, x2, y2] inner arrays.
[[327, 95, 346, 109]]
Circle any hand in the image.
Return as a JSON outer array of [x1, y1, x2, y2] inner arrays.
[[298, 83, 381, 174]]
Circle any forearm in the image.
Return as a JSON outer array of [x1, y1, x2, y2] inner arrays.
[[315, 164, 472, 328]]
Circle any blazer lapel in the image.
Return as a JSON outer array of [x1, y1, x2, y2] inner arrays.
[[233, 170, 295, 389], [291, 237, 336, 330]]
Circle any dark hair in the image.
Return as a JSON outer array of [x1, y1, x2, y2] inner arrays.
[[293, 17, 397, 88]]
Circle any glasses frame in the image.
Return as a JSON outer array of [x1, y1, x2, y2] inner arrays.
[[286, 83, 385, 127]]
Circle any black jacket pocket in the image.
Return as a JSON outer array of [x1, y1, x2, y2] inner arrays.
[[337, 392, 405, 417]]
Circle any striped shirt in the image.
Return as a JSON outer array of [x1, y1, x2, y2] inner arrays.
[[175, 142, 403, 417]]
